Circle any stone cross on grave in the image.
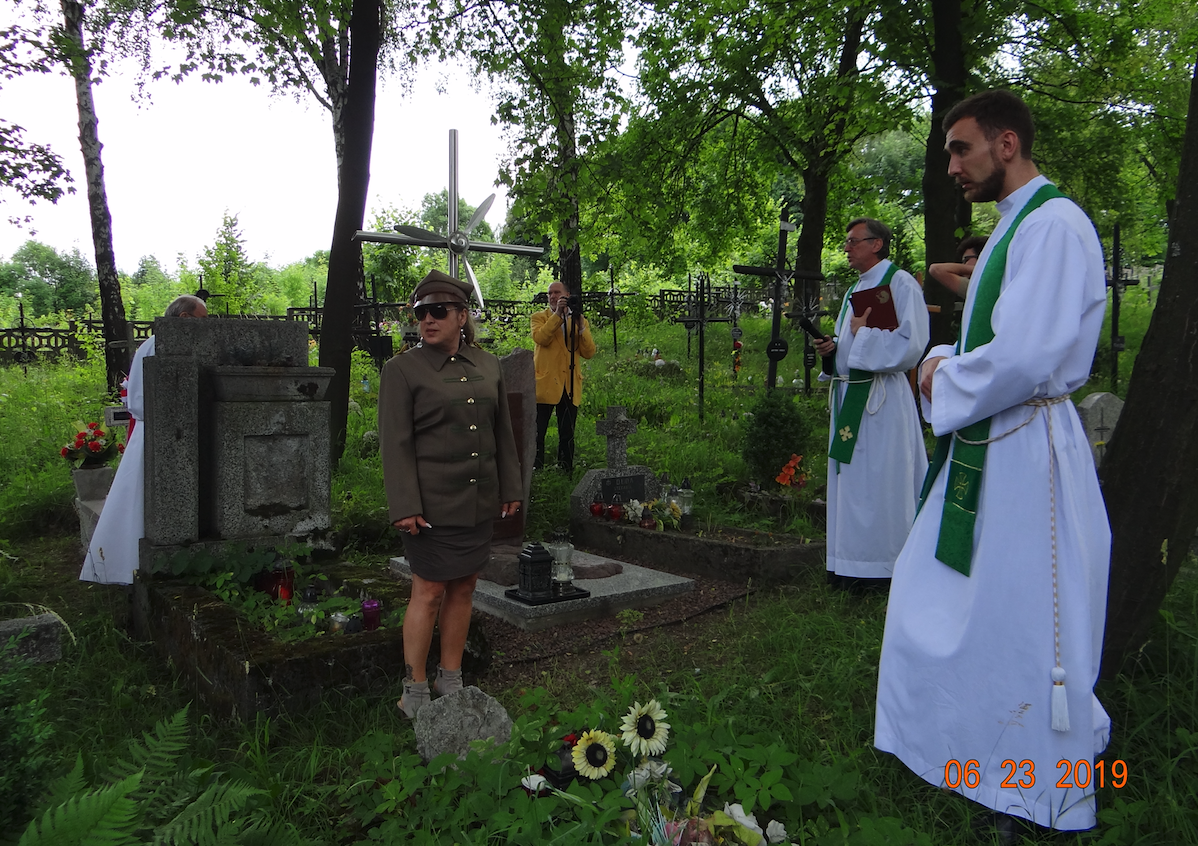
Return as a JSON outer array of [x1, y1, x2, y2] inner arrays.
[[353, 129, 544, 306], [596, 406, 638, 469]]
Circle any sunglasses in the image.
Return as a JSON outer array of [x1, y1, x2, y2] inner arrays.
[[413, 303, 462, 321]]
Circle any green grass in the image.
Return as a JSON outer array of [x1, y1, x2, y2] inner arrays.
[[1, 307, 1193, 844]]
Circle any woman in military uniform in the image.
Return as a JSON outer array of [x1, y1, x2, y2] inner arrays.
[[379, 270, 522, 718]]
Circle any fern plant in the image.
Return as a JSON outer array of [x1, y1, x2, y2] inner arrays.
[[16, 707, 311, 846]]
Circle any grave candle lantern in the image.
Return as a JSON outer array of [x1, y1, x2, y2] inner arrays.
[[678, 479, 695, 515], [590, 493, 606, 518], [639, 505, 656, 530], [607, 494, 625, 522], [516, 541, 554, 600]]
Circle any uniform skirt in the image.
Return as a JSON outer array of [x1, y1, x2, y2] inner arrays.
[[402, 520, 494, 581]]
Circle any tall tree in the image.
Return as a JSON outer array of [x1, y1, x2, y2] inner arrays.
[[119, 0, 391, 459], [631, 0, 904, 275], [444, 0, 631, 301], [1099, 53, 1198, 675], [59, 0, 130, 390]]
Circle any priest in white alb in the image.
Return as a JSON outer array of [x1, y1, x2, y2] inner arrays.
[[814, 217, 929, 589], [874, 90, 1111, 837]]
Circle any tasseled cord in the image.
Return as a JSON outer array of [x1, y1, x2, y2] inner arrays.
[[1051, 666, 1070, 732]]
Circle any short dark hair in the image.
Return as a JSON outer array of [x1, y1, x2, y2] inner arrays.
[[847, 217, 892, 259], [943, 90, 1035, 160], [956, 235, 988, 262]]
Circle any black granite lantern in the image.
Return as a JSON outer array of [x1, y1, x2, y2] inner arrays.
[[516, 541, 554, 600]]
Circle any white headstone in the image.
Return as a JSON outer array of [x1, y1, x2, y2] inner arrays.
[[1076, 392, 1124, 468]]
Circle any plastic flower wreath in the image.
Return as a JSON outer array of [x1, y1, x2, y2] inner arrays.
[[61, 420, 123, 468], [775, 454, 806, 488], [571, 729, 617, 779], [620, 699, 671, 757]]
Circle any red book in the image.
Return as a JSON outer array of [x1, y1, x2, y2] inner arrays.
[[850, 285, 900, 331]]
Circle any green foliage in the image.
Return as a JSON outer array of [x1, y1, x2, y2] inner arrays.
[[0, 636, 55, 831], [740, 389, 813, 485], [16, 706, 308, 845], [0, 241, 97, 318]]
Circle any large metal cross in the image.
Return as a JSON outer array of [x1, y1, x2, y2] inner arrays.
[[353, 129, 544, 307]]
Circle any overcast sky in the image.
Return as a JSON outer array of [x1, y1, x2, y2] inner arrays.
[[1, 37, 512, 273]]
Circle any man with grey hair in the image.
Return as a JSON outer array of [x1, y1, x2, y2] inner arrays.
[[81, 294, 207, 584], [813, 217, 929, 591]]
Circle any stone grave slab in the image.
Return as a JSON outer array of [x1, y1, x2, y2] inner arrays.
[[0, 613, 64, 664], [390, 549, 693, 632]]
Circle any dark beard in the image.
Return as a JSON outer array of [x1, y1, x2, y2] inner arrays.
[[966, 156, 1006, 203]]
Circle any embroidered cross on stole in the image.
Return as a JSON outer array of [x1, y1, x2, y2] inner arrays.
[[828, 264, 898, 467]]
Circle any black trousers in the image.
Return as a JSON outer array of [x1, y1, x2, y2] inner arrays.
[[536, 388, 578, 472]]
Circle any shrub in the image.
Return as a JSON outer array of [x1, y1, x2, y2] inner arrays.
[[740, 389, 812, 484], [0, 635, 54, 831]]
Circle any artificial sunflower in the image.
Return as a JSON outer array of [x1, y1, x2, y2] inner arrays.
[[571, 729, 617, 780], [620, 700, 671, 757]]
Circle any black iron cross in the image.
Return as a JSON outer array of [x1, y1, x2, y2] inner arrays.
[[732, 208, 824, 392]]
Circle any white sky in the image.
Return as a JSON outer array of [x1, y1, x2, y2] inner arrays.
[[1, 46, 511, 273]]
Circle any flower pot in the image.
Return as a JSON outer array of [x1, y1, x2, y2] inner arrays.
[[72, 466, 117, 502]]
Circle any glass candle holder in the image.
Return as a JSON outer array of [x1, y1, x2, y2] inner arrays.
[[551, 542, 574, 593], [329, 611, 349, 633], [361, 599, 381, 631]]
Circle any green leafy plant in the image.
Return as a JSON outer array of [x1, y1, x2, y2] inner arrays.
[[741, 390, 812, 486], [16, 705, 310, 845]]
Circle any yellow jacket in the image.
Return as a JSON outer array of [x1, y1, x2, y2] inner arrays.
[[531, 308, 597, 406]]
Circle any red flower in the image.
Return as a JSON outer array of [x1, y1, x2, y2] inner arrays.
[[87, 422, 99, 430], [60, 447, 70, 457], [88, 441, 103, 453], [93, 429, 105, 438], [117, 443, 125, 454]]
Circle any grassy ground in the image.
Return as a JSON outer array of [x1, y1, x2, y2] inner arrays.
[[2, 308, 1195, 843]]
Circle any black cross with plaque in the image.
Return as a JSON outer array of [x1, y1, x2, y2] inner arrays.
[[674, 272, 730, 421], [732, 208, 825, 393]]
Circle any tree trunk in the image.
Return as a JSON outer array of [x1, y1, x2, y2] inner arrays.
[[62, 0, 129, 392], [1099, 55, 1198, 677], [557, 105, 583, 301], [795, 164, 829, 275], [319, 0, 381, 463], [922, 0, 970, 347]]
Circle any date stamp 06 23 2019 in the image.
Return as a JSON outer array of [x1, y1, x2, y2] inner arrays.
[[942, 758, 1128, 791]]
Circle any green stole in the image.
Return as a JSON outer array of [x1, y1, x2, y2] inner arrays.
[[918, 183, 1067, 575], [828, 263, 898, 467]]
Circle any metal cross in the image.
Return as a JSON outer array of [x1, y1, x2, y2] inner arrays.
[[353, 130, 544, 307]]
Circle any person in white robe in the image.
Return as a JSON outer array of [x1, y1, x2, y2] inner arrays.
[[874, 90, 1110, 834], [80, 295, 207, 585], [815, 217, 929, 584]]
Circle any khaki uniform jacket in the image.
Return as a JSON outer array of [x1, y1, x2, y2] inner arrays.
[[531, 308, 597, 406], [379, 342, 522, 527]]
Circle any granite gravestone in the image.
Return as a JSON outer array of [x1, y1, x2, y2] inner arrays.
[[140, 318, 333, 567], [1076, 391, 1124, 469]]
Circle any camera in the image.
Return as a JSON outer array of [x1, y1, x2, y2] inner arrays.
[[567, 295, 582, 311]]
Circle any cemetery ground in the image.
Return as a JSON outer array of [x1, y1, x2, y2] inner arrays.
[[2, 301, 1196, 844]]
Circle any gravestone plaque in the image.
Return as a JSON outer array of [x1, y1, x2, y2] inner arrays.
[[599, 475, 647, 504], [1076, 392, 1124, 468]]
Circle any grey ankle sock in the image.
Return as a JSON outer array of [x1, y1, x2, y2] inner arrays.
[[435, 666, 463, 695]]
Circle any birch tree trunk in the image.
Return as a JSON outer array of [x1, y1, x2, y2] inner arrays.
[[61, 0, 129, 391]]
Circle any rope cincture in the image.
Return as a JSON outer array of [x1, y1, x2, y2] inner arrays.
[[955, 394, 1071, 733]]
